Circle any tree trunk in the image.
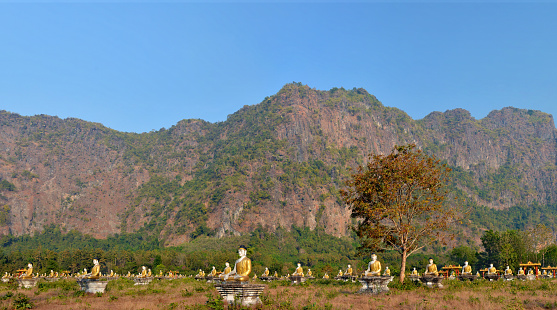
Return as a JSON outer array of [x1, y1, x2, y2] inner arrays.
[[399, 251, 407, 283]]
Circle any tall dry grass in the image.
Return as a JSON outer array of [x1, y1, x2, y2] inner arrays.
[[1, 277, 557, 309]]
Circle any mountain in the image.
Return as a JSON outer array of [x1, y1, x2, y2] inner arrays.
[[0, 83, 555, 245]]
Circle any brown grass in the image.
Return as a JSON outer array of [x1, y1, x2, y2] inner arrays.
[[1, 277, 557, 309]]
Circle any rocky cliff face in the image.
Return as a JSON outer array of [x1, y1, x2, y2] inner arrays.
[[0, 84, 555, 243]]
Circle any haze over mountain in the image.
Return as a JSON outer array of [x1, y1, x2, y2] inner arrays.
[[0, 83, 555, 246]]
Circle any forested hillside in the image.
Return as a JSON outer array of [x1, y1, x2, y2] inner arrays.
[[0, 83, 556, 246]]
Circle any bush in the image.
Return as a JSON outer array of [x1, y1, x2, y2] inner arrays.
[[13, 293, 33, 309]]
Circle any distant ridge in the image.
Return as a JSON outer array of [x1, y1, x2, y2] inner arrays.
[[0, 83, 555, 246]]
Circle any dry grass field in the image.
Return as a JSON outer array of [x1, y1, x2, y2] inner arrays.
[[2, 277, 557, 310]]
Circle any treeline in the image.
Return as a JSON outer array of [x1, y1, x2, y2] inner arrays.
[[0, 225, 361, 277], [448, 224, 557, 273], [2, 223, 556, 278]]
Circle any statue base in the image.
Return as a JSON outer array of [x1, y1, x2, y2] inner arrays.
[[133, 277, 154, 285], [457, 274, 478, 281], [358, 276, 393, 294], [408, 275, 420, 282], [503, 275, 514, 281], [419, 276, 444, 288], [214, 282, 266, 306], [336, 275, 357, 282], [526, 274, 536, 281], [289, 275, 306, 284], [1, 278, 11, 283], [484, 274, 500, 281], [258, 276, 277, 282], [17, 278, 40, 288], [44, 277, 60, 282], [76, 278, 109, 294]]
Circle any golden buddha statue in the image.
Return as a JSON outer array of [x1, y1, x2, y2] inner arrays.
[[293, 263, 304, 277], [462, 261, 472, 275], [274, 271, 278, 278], [307, 269, 313, 277], [504, 266, 512, 275], [424, 258, 438, 276], [88, 259, 101, 279], [411, 267, 418, 276], [487, 264, 497, 275], [219, 262, 232, 280], [323, 273, 329, 279], [365, 254, 381, 276], [22, 263, 33, 279], [126, 271, 131, 277], [148, 269, 152, 277], [140, 266, 148, 278], [196, 269, 203, 277], [337, 269, 343, 277], [159, 270, 163, 277], [49, 270, 54, 277], [528, 269, 534, 275], [384, 266, 391, 276], [345, 264, 353, 276], [263, 267, 269, 277], [210, 266, 217, 277], [225, 246, 252, 282], [543, 270, 547, 276]]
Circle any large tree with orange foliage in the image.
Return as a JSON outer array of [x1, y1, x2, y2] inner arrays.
[[341, 144, 460, 282]]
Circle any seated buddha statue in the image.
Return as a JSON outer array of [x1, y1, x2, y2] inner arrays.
[[487, 264, 497, 275], [273, 271, 278, 278], [384, 266, 391, 276], [88, 259, 101, 279], [147, 269, 152, 277], [411, 267, 418, 276], [293, 263, 304, 277], [307, 269, 313, 277], [210, 266, 217, 277], [219, 262, 232, 280], [462, 261, 472, 275], [140, 266, 148, 278], [159, 270, 163, 277], [424, 258, 438, 276], [345, 264, 353, 276], [518, 268, 525, 275], [337, 270, 343, 277], [126, 271, 131, 277], [504, 266, 512, 275], [49, 270, 54, 278], [528, 269, 534, 275], [196, 269, 203, 277], [543, 270, 547, 276], [22, 263, 33, 279], [263, 267, 269, 277], [323, 273, 329, 279], [224, 246, 252, 282], [365, 254, 381, 276]]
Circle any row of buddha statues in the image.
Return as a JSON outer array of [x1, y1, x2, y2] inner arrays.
[[3, 260, 189, 281], [6, 251, 550, 284]]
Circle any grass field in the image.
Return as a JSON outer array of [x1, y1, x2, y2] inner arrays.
[[2, 277, 557, 309]]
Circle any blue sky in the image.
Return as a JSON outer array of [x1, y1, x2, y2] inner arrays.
[[1, 2, 556, 133]]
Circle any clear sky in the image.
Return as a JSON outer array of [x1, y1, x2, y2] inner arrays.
[[1, 1, 556, 133]]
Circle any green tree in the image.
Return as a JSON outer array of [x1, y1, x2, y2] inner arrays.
[[449, 245, 478, 267], [341, 144, 459, 282]]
